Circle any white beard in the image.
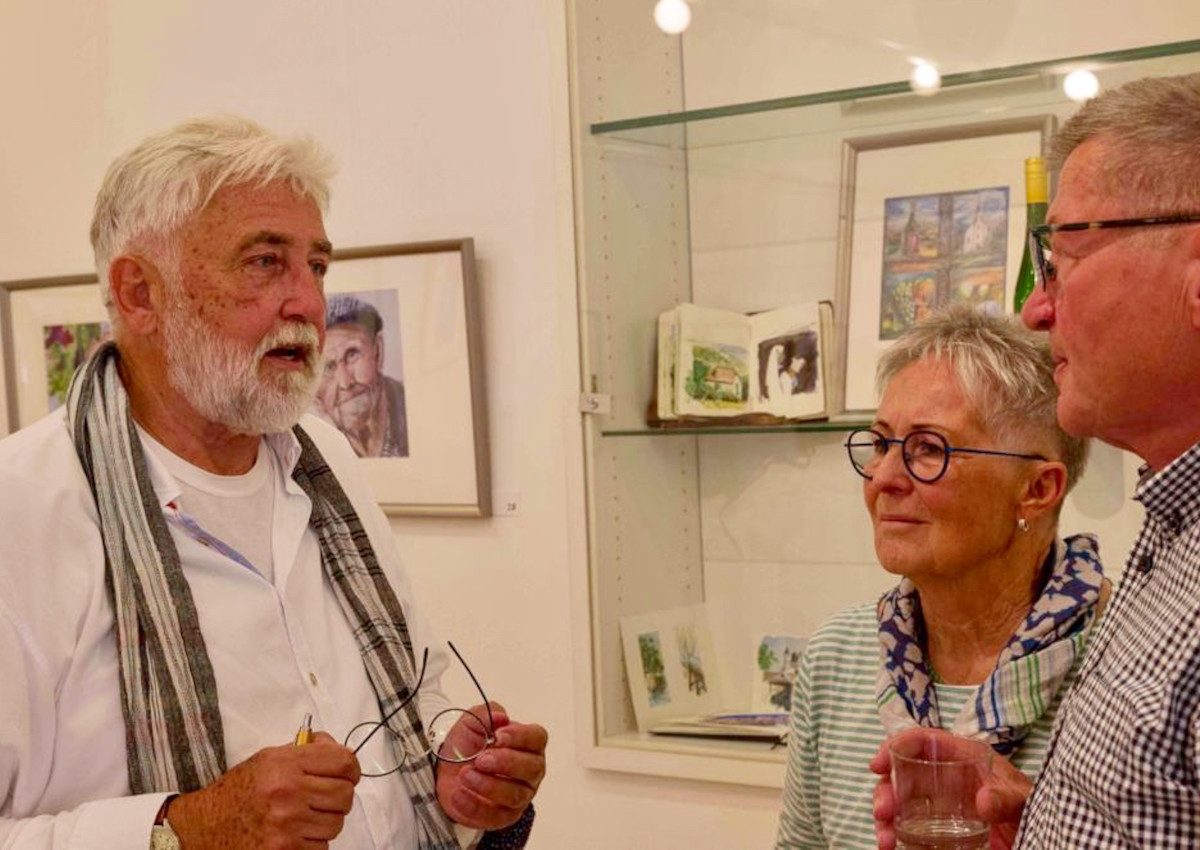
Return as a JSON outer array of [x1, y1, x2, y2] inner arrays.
[[160, 296, 321, 435]]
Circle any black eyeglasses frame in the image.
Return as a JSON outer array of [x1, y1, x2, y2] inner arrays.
[[844, 428, 1047, 485], [1029, 214, 1200, 291]]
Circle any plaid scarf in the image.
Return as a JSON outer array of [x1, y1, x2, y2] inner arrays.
[[876, 533, 1105, 755], [66, 342, 459, 849]]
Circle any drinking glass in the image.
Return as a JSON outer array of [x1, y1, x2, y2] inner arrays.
[[889, 733, 992, 850]]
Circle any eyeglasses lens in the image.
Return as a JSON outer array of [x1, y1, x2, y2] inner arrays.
[[1030, 231, 1054, 289], [902, 432, 949, 483], [428, 707, 493, 763], [847, 431, 884, 477]]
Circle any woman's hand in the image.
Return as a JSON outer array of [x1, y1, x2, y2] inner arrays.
[[869, 728, 1032, 850]]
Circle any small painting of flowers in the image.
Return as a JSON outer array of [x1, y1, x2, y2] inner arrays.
[[43, 322, 112, 412]]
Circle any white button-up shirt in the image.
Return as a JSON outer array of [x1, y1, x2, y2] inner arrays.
[[0, 411, 455, 849]]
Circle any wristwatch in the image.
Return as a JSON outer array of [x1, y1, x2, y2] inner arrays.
[[150, 794, 180, 850]]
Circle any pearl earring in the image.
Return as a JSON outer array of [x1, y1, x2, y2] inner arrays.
[[1017, 517, 1029, 533]]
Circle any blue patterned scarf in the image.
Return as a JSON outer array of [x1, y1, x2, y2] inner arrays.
[[876, 534, 1104, 755]]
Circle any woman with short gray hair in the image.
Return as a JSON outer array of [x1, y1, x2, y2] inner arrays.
[[776, 306, 1109, 848]]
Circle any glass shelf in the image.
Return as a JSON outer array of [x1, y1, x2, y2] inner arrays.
[[602, 420, 870, 437], [570, 14, 1176, 791], [590, 38, 1200, 138]]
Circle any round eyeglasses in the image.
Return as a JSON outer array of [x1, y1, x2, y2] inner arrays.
[[344, 641, 495, 778], [845, 428, 1046, 484]]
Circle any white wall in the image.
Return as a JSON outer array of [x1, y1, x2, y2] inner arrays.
[[0, 2, 1192, 849], [0, 0, 594, 846]]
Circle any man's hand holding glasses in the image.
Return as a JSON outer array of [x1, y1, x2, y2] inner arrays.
[[342, 641, 548, 835]]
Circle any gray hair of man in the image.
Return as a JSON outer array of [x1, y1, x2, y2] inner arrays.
[[89, 114, 335, 321], [876, 305, 1089, 493], [1049, 72, 1200, 212]]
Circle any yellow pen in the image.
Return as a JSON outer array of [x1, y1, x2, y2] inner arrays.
[[295, 713, 313, 746]]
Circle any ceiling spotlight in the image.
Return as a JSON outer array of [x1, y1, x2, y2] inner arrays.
[[909, 60, 942, 96], [654, 0, 692, 35], [1063, 69, 1100, 102]]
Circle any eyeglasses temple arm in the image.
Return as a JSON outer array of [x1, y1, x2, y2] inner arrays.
[[949, 447, 1047, 461], [351, 646, 430, 755], [448, 640, 496, 740]]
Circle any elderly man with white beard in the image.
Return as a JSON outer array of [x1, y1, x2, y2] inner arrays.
[[0, 116, 545, 850]]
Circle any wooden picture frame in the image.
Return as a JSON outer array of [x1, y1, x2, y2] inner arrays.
[[833, 115, 1055, 416], [321, 239, 491, 517]]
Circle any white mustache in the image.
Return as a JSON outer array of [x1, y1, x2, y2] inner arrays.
[[255, 323, 321, 369]]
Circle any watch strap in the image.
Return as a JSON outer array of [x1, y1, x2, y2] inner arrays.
[[154, 793, 179, 826]]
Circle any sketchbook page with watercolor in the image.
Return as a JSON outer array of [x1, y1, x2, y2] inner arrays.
[[747, 301, 832, 420], [673, 304, 755, 418]]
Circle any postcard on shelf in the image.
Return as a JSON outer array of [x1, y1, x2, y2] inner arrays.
[[619, 603, 723, 732], [751, 634, 809, 714], [655, 300, 835, 424]]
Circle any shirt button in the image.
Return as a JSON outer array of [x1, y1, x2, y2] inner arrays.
[[1137, 554, 1154, 573], [309, 672, 319, 686]]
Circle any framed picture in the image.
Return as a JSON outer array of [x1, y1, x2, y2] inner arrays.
[[0, 273, 106, 436], [318, 240, 490, 517], [0, 238, 490, 518], [834, 115, 1055, 415]]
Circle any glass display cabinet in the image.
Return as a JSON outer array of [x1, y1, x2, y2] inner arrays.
[[567, 5, 1199, 786]]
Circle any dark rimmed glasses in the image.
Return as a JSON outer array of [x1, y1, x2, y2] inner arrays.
[[345, 641, 495, 778], [845, 428, 1046, 484], [1029, 214, 1200, 290]]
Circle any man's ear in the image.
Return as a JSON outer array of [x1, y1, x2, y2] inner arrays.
[[374, 332, 385, 368], [108, 256, 160, 336]]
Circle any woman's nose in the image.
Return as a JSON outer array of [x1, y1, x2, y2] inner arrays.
[[867, 443, 912, 490]]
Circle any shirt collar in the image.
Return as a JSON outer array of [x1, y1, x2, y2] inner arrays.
[[1134, 437, 1200, 534], [138, 427, 304, 509]]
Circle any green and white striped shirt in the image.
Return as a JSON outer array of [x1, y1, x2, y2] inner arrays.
[[775, 601, 1091, 849]]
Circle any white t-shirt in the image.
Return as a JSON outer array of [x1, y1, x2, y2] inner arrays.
[[140, 429, 277, 583]]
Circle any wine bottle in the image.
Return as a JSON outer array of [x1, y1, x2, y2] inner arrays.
[[1012, 157, 1048, 312]]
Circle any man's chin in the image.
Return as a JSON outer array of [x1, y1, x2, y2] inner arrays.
[[221, 382, 319, 435], [1056, 394, 1097, 440]]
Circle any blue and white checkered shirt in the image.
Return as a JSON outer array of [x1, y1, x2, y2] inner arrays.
[[1018, 438, 1200, 847]]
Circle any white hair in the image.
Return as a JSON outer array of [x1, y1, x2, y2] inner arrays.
[[877, 305, 1089, 490], [89, 114, 335, 312]]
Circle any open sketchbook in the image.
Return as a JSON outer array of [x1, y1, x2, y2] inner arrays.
[[655, 301, 835, 423]]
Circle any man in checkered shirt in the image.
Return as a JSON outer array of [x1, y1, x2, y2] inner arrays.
[[872, 72, 1200, 848]]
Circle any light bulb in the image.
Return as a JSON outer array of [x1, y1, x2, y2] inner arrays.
[[1063, 69, 1100, 103], [654, 0, 691, 35], [909, 60, 941, 96]]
